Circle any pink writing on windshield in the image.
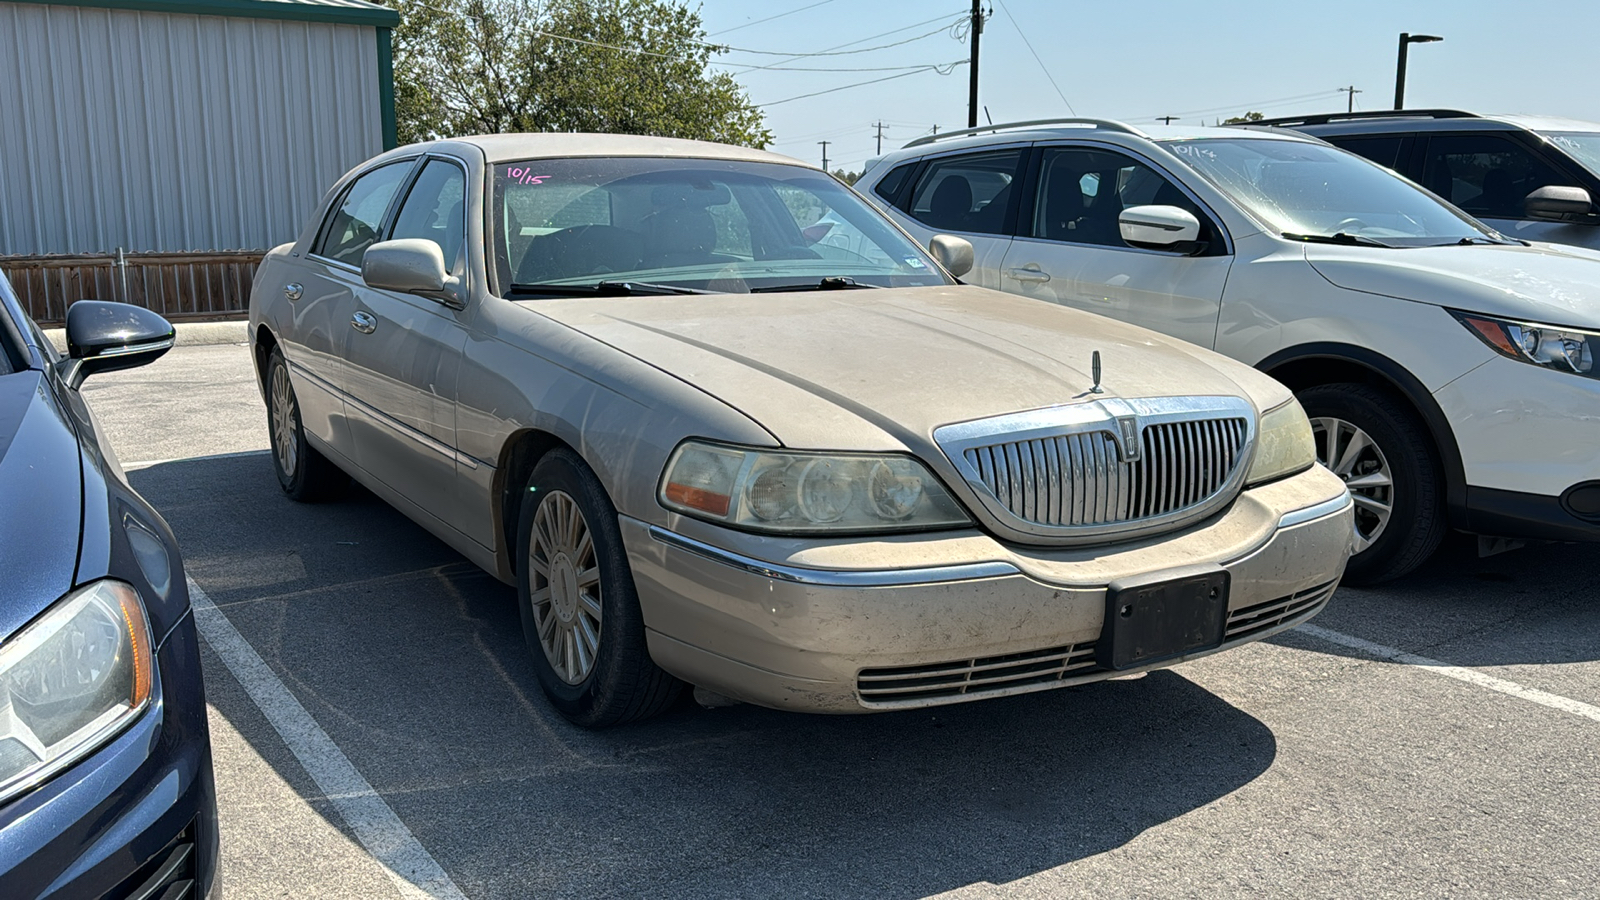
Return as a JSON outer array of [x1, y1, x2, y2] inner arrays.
[[506, 167, 550, 185]]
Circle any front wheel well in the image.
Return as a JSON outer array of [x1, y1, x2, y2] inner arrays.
[[1260, 349, 1467, 524], [496, 429, 573, 577]]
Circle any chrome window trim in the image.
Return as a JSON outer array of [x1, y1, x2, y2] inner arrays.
[[647, 525, 1021, 587], [934, 395, 1258, 545]]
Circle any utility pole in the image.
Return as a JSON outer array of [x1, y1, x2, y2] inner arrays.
[[931, 124, 939, 135], [967, 0, 983, 128], [1157, 115, 1180, 125], [818, 140, 830, 171], [1339, 85, 1362, 113], [873, 121, 887, 155]]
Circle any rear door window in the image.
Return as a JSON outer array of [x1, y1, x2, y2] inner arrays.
[[904, 149, 1025, 236], [313, 161, 413, 266], [1420, 134, 1579, 218]]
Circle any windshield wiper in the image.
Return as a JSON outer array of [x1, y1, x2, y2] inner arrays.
[[749, 276, 881, 293], [1282, 231, 1393, 248], [507, 280, 714, 297], [1452, 235, 1524, 246]]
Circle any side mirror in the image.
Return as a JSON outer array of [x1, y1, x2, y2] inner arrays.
[[1119, 205, 1203, 252], [362, 239, 464, 308], [927, 234, 974, 278], [1524, 185, 1592, 221], [57, 300, 174, 389]]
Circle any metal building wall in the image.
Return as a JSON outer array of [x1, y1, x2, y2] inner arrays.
[[0, 2, 384, 256]]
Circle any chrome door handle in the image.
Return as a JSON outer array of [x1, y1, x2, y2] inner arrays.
[[284, 282, 303, 302], [1006, 266, 1051, 284], [350, 311, 377, 334]]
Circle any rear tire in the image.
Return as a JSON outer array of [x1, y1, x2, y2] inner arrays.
[[516, 448, 683, 727], [1298, 383, 1445, 584], [265, 348, 346, 502]]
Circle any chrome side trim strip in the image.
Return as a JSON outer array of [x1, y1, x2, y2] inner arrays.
[[1277, 491, 1353, 529], [647, 525, 1021, 587]]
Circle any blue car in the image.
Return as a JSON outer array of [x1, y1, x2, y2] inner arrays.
[[0, 273, 218, 898]]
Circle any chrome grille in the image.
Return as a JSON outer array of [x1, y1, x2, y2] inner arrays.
[[961, 417, 1249, 529]]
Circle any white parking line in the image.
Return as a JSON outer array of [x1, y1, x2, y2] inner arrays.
[[187, 578, 469, 900], [1299, 623, 1600, 724]]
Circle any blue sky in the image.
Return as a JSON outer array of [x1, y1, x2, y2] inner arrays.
[[696, 0, 1599, 172]]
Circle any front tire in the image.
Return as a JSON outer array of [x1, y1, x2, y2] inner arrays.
[[516, 448, 683, 727], [1298, 383, 1446, 584], [265, 348, 346, 502]]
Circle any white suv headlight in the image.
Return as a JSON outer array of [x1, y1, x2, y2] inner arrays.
[[0, 580, 154, 804], [660, 441, 971, 534], [1453, 310, 1598, 377], [1248, 398, 1316, 486]]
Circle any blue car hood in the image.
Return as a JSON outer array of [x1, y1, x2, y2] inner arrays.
[[0, 370, 83, 641]]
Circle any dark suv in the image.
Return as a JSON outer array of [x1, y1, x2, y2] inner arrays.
[[1252, 110, 1600, 250]]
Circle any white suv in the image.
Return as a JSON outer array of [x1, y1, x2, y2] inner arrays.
[[859, 118, 1600, 583]]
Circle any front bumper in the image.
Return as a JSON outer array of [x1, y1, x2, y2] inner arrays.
[[0, 612, 219, 899], [625, 464, 1353, 713]]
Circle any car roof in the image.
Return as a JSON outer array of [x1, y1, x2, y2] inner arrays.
[[1253, 110, 1600, 137], [874, 118, 1315, 164], [403, 133, 814, 168]]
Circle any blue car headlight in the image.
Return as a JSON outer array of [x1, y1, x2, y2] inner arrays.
[[0, 580, 153, 804]]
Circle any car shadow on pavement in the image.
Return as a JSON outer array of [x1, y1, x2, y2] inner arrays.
[[1273, 533, 1600, 668], [133, 453, 1278, 899]]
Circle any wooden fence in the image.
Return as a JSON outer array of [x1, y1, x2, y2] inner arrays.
[[0, 251, 263, 325]]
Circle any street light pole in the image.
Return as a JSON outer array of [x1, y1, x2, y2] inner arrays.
[[1394, 32, 1443, 110]]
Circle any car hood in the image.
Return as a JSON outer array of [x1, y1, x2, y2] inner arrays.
[[1305, 241, 1600, 325], [522, 284, 1285, 450], [0, 371, 84, 641]]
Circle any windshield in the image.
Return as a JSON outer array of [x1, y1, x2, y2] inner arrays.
[[491, 157, 949, 294], [1163, 138, 1496, 246], [1544, 132, 1600, 177]]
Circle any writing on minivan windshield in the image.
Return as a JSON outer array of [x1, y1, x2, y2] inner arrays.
[[492, 158, 950, 295], [1163, 138, 1500, 246]]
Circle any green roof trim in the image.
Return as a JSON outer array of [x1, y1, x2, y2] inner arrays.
[[20, 0, 400, 27], [377, 25, 397, 150]]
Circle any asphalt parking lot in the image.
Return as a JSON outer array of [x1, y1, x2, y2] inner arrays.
[[82, 341, 1600, 899]]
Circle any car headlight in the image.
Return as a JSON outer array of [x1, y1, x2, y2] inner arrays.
[[0, 580, 154, 804], [1247, 398, 1316, 486], [660, 441, 971, 533], [1453, 310, 1597, 377]]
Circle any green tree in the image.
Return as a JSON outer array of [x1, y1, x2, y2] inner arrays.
[[831, 169, 861, 186], [1221, 111, 1266, 125], [384, 0, 770, 148]]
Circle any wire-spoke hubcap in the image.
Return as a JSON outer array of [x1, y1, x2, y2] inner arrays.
[[1311, 416, 1393, 553], [270, 365, 299, 478], [528, 490, 602, 685]]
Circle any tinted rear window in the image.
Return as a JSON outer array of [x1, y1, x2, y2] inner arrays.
[[1328, 135, 1407, 171]]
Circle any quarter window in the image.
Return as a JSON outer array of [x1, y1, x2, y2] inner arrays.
[[905, 150, 1023, 236], [1421, 134, 1577, 219], [313, 162, 412, 266], [1033, 147, 1204, 247], [389, 160, 468, 270]]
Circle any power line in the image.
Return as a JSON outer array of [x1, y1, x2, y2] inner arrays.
[[757, 65, 966, 108], [707, 11, 966, 71], [710, 0, 840, 37], [994, 0, 1075, 115]]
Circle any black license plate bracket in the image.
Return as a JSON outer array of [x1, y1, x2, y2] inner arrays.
[[1097, 566, 1230, 670]]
